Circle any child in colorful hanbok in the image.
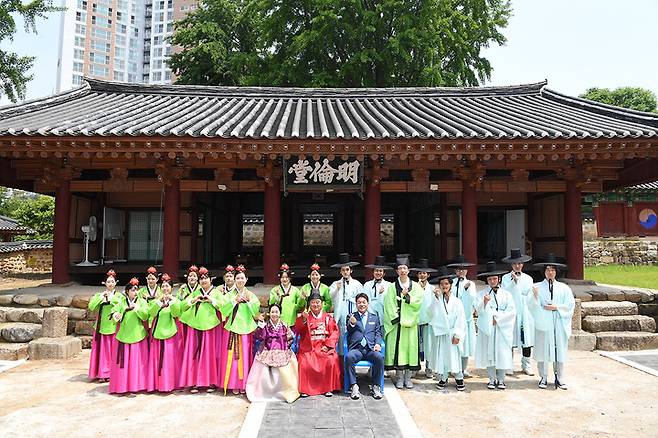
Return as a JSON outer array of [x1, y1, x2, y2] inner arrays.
[[269, 264, 301, 327]]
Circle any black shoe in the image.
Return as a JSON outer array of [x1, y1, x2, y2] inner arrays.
[[456, 379, 465, 391], [436, 380, 446, 389]]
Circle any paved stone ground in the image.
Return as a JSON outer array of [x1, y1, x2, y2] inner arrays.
[[256, 375, 401, 438], [619, 352, 658, 372]]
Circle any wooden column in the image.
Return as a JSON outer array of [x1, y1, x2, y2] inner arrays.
[[565, 179, 584, 279], [461, 183, 478, 279], [52, 180, 71, 284], [263, 178, 281, 284], [163, 179, 180, 277], [364, 180, 381, 268]]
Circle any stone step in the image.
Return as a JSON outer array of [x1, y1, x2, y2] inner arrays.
[[0, 322, 42, 343], [595, 331, 658, 351], [581, 301, 638, 317], [0, 342, 28, 360], [28, 336, 82, 360], [568, 330, 596, 351], [0, 294, 94, 309], [582, 315, 656, 333]]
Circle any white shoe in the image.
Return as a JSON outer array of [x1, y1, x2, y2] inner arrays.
[[350, 384, 361, 400], [462, 370, 471, 378], [395, 378, 404, 389], [403, 370, 414, 389], [557, 382, 568, 390], [505, 369, 514, 376], [538, 379, 547, 389], [522, 368, 535, 376]]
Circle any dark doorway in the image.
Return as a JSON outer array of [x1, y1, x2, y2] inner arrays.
[[477, 211, 506, 262]]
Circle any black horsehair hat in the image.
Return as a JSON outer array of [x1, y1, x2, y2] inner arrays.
[[410, 258, 437, 273], [365, 255, 392, 270], [501, 248, 532, 264], [477, 261, 508, 279], [534, 253, 568, 269], [330, 253, 360, 268], [447, 254, 476, 268], [429, 266, 456, 284]]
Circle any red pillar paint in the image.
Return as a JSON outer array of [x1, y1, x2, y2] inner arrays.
[[461, 183, 478, 279], [565, 180, 584, 279], [52, 181, 71, 284], [263, 179, 281, 284], [162, 179, 180, 279], [364, 182, 381, 269]]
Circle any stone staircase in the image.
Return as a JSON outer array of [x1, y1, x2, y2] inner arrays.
[[0, 293, 86, 360], [580, 300, 658, 351]]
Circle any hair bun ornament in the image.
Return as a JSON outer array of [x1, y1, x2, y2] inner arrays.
[[236, 264, 246, 273], [198, 267, 209, 277], [188, 265, 199, 273], [129, 277, 140, 287], [279, 263, 290, 271], [310, 263, 320, 271], [225, 265, 235, 273], [161, 273, 171, 283], [106, 269, 117, 278], [147, 266, 158, 275]]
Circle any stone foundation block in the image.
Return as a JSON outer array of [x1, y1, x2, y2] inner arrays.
[[42, 307, 69, 338], [28, 336, 82, 360]]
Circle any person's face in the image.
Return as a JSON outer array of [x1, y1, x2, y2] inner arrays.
[[512, 262, 524, 272], [162, 282, 172, 295], [440, 278, 452, 293], [280, 272, 290, 286], [105, 276, 116, 290], [397, 265, 409, 278], [456, 268, 468, 278], [146, 274, 157, 287], [310, 270, 321, 283], [224, 272, 235, 286], [269, 306, 280, 323], [200, 276, 211, 288], [545, 266, 557, 281], [235, 273, 247, 288], [340, 266, 352, 279], [487, 276, 500, 288], [187, 272, 198, 286], [309, 298, 322, 313], [373, 268, 384, 280], [417, 271, 429, 282], [128, 286, 138, 300], [356, 296, 368, 313]]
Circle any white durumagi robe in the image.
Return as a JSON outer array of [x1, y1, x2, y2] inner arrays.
[[475, 288, 516, 370], [427, 294, 467, 375], [329, 277, 364, 352], [528, 279, 575, 363], [501, 271, 535, 348], [363, 278, 392, 324], [418, 281, 435, 361], [451, 277, 477, 357]]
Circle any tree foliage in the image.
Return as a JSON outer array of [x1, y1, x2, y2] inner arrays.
[[0, 187, 54, 239], [169, 0, 512, 88], [0, 0, 61, 102], [580, 87, 657, 113]]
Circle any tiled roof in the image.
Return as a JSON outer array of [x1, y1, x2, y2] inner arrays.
[[0, 79, 656, 141], [0, 215, 34, 234], [0, 239, 52, 253]]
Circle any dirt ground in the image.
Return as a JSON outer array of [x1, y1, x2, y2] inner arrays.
[[0, 274, 51, 291], [0, 350, 250, 437], [400, 350, 658, 438]]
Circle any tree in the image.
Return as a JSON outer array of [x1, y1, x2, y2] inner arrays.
[[580, 87, 657, 113], [0, 0, 61, 103], [169, 0, 512, 88], [0, 188, 54, 239]]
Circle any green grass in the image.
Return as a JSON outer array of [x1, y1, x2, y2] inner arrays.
[[584, 265, 658, 289]]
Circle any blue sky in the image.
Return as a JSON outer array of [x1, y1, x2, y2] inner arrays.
[[2, 0, 658, 104]]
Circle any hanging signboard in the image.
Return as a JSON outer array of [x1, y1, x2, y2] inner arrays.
[[283, 156, 364, 195]]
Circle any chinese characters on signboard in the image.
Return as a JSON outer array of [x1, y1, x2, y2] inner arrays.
[[284, 156, 363, 194]]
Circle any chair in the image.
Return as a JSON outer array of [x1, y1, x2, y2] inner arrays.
[[342, 336, 385, 394]]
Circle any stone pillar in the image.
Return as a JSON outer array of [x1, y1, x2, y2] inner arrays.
[[163, 178, 180, 278], [364, 180, 381, 268], [52, 181, 71, 284], [263, 178, 281, 284], [565, 179, 584, 279], [461, 183, 478, 279]]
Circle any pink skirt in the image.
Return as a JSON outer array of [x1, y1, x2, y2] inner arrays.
[[179, 326, 219, 389], [219, 331, 254, 391], [146, 334, 182, 392], [88, 332, 116, 380], [109, 338, 149, 394]]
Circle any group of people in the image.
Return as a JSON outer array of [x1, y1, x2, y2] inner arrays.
[[87, 249, 575, 402]]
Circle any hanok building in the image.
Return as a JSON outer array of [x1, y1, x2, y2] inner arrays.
[[0, 79, 656, 284]]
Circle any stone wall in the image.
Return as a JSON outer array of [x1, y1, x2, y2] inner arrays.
[[584, 238, 658, 266], [0, 248, 52, 274]]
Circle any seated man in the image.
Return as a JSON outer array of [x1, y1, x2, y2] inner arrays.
[[345, 293, 384, 400]]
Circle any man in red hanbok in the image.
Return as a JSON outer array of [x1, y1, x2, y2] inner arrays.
[[294, 292, 341, 397]]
